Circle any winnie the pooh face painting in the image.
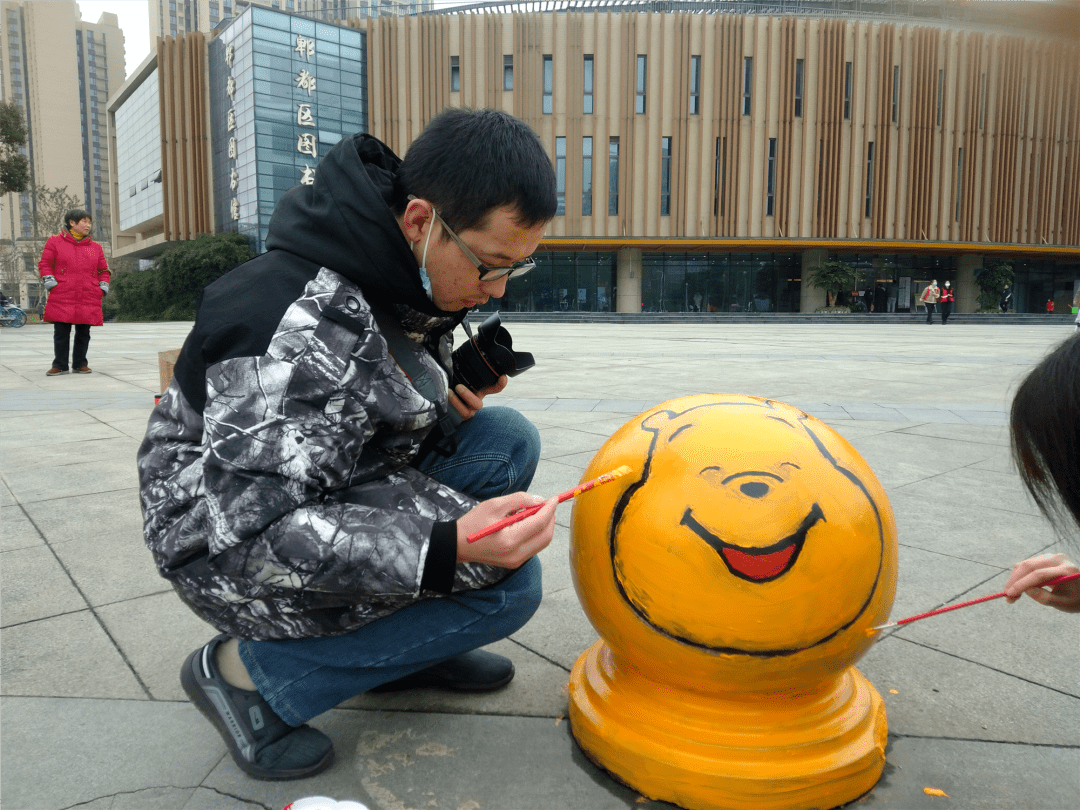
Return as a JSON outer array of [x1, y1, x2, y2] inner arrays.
[[603, 397, 891, 656]]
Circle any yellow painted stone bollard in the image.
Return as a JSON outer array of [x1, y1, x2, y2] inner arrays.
[[568, 395, 898, 810]]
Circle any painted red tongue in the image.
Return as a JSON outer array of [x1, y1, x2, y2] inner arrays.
[[721, 544, 796, 580]]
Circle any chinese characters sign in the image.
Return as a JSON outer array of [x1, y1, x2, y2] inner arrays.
[[225, 43, 238, 221], [220, 27, 326, 231], [294, 35, 318, 177]]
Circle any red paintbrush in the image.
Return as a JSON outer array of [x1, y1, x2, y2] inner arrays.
[[466, 465, 633, 543], [869, 572, 1080, 633]]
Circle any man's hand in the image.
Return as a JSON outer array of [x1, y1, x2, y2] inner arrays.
[[1004, 553, 1080, 613], [456, 492, 557, 569], [449, 374, 508, 421]]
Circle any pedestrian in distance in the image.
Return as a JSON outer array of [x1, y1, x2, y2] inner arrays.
[[38, 209, 110, 375], [138, 109, 559, 781], [999, 285, 1012, 313], [1046, 298, 1055, 315], [919, 279, 940, 324], [939, 280, 954, 324], [1005, 332, 1080, 613]]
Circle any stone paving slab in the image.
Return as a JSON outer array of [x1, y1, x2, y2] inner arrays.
[[2, 321, 1078, 810]]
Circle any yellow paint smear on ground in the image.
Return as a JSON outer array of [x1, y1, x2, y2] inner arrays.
[[924, 787, 950, 798]]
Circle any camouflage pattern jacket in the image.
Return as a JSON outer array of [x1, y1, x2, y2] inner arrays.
[[137, 134, 507, 640]]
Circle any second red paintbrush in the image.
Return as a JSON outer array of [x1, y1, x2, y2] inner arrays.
[[869, 572, 1080, 632]]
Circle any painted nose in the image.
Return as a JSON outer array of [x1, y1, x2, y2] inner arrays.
[[740, 481, 770, 498]]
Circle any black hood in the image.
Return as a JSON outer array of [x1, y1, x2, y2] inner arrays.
[[265, 133, 444, 317]]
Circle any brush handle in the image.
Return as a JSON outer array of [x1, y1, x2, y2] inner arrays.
[[890, 572, 1080, 628], [466, 466, 631, 543]]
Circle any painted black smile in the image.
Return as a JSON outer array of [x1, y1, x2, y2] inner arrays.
[[680, 503, 826, 583]]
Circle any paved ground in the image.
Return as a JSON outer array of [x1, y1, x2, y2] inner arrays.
[[1, 320, 1078, 810]]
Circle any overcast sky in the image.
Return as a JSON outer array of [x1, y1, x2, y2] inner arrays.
[[74, 1, 484, 81]]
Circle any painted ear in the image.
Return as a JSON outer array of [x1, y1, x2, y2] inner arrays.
[[641, 410, 677, 435]]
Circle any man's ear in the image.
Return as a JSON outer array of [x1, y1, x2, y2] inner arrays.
[[401, 197, 434, 244]]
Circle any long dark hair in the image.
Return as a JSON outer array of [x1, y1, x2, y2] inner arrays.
[[1010, 333, 1080, 537]]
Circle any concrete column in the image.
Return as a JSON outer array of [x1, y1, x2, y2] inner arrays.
[[955, 254, 982, 313], [616, 248, 643, 313], [800, 248, 828, 312]]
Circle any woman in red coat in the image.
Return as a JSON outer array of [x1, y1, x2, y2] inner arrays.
[[38, 209, 110, 376]]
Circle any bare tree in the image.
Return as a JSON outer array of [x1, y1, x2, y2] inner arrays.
[[1, 102, 30, 303], [23, 184, 81, 311]]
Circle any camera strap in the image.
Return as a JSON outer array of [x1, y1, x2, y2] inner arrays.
[[367, 303, 461, 460]]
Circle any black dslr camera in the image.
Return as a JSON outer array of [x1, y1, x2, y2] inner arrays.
[[451, 312, 535, 393]]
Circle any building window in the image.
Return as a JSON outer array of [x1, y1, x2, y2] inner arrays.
[[583, 55, 594, 114], [635, 55, 647, 114], [555, 136, 566, 215], [955, 147, 964, 222], [865, 142, 875, 219], [543, 55, 553, 114], [766, 138, 776, 217], [937, 68, 945, 126], [582, 136, 593, 216], [503, 55, 513, 91], [844, 61, 852, 119], [450, 56, 460, 92], [794, 58, 804, 118], [689, 55, 701, 115], [608, 137, 619, 215], [742, 57, 753, 115], [892, 66, 900, 124], [660, 136, 672, 216]]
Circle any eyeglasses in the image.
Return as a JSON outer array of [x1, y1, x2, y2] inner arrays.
[[412, 197, 536, 282]]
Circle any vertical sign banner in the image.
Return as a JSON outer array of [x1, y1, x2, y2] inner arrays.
[[898, 276, 911, 311], [295, 35, 317, 185], [225, 43, 239, 222]]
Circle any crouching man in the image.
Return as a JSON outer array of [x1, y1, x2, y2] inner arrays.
[[138, 108, 558, 779]]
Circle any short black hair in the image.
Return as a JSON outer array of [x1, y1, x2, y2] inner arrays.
[[395, 108, 557, 233], [1010, 332, 1080, 539], [64, 209, 92, 229]]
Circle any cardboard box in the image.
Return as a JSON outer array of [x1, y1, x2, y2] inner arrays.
[[158, 349, 181, 395]]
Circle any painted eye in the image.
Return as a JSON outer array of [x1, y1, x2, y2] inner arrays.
[[740, 481, 770, 498]]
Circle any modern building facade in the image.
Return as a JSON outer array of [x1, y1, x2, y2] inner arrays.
[[111, 4, 367, 258], [109, 0, 1079, 314], [1, 0, 125, 305]]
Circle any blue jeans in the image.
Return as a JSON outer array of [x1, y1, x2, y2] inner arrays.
[[239, 406, 543, 726]]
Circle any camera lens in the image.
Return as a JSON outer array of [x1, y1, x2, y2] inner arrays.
[[451, 313, 535, 393]]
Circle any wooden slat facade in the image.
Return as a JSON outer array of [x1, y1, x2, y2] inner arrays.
[[364, 11, 1078, 252], [157, 32, 212, 242]]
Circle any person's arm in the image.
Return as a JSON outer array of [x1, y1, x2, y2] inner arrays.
[[97, 243, 110, 291], [38, 237, 58, 289], [143, 306, 547, 605], [1004, 553, 1080, 613]]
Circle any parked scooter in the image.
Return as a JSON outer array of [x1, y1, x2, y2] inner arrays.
[[0, 293, 27, 328]]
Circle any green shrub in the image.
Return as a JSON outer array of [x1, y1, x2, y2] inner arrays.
[[112, 232, 254, 321]]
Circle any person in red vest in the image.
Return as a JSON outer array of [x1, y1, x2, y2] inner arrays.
[[38, 209, 110, 375], [1046, 299, 1055, 315], [939, 280, 955, 324]]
